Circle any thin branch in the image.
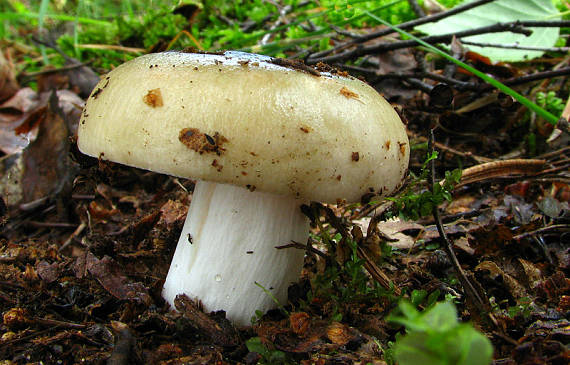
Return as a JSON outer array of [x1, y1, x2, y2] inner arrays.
[[513, 224, 570, 241], [359, 66, 570, 93], [357, 244, 401, 295], [497, 67, 570, 89], [411, 133, 493, 164], [461, 40, 570, 53], [308, 0, 497, 60], [309, 19, 570, 64], [428, 130, 498, 327], [309, 22, 533, 64], [356, 68, 478, 90], [276, 240, 330, 260]]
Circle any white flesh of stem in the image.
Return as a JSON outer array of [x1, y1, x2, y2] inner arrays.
[[162, 180, 309, 326]]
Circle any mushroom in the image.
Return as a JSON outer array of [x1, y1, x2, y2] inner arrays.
[[78, 51, 409, 326]]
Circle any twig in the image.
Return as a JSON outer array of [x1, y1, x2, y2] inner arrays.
[[412, 134, 493, 164], [276, 240, 331, 260], [428, 129, 498, 327], [0, 326, 61, 346], [59, 222, 87, 252], [351, 200, 395, 220], [26, 221, 78, 228], [32, 316, 87, 329], [18, 61, 93, 78], [487, 67, 570, 90], [349, 63, 570, 94], [309, 20, 570, 64], [309, 21, 533, 64], [345, 64, 477, 90], [260, 1, 290, 46], [357, 245, 401, 296], [513, 224, 570, 241], [461, 40, 570, 53], [537, 145, 570, 160], [308, 0, 496, 60]]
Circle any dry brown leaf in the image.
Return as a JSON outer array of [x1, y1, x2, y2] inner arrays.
[[326, 322, 353, 346], [475, 261, 528, 299], [0, 50, 19, 103], [354, 217, 423, 249], [86, 252, 151, 305]]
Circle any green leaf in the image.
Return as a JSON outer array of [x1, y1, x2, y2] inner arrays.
[[454, 325, 494, 365], [394, 331, 447, 365], [415, 0, 560, 62], [421, 301, 458, 332], [245, 337, 268, 355], [411, 289, 428, 307], [426, 289, 441, 308], [390, 301, 493, 365]]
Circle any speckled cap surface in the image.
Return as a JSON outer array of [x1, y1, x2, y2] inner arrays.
[[78, 51, 409, 203]]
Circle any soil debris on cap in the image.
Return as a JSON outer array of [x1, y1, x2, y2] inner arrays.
[[179, 128, 228, 155], [340, 86, 359, 99], [398, 141, 407, 156], [314, 61, 349, 77], [143, 88, 163, 107], [270, 57, 320, 76]]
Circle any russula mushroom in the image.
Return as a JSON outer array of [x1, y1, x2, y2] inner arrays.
[[78, 51, 409, 325]]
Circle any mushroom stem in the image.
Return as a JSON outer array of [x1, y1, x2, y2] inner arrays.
[[162, 180, 309, 326]]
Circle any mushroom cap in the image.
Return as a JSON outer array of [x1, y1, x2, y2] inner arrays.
[[78, 51, 409, 203]]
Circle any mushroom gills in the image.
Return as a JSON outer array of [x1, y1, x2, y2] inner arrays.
[[162, 180, 309, 325]]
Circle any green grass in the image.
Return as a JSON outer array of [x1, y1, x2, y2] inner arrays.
[[2, 1, 420, 67]]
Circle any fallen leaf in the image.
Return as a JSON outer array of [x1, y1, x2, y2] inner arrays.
[[174, 294, 240, 347], [326, 322, 354, 346], [21, 91, 73, 204], [289, 312, 311, 336], [0, 50, 18, 103], [86, 252, 151, 305], [353, 217, 423, 249], [475, 261, 528, 299], [36, 260, 61, 283]]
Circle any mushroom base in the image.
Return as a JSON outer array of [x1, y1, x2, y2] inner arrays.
[[162, 180, 309, 326]]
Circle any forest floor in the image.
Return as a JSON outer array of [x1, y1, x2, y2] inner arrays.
[[1, 4, 569, 365]]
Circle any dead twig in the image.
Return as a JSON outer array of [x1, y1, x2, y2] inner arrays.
[[461, 40, 570, 53], [428, 129, 498, 328], [59, 222, 87, 252], [276, 240, 331, 260], [513, 224, 570, 241], [310, 21, 534, 64], [357, 244, 401, 296], [412, 134, 493, 164], [307, 0, 496, 61], [32, 316, 87, 329]]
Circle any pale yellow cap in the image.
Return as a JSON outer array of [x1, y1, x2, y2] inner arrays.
[[78, 51, 409, 203]]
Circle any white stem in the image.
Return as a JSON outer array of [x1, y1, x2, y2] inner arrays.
[[162, 180, 309, 326]]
